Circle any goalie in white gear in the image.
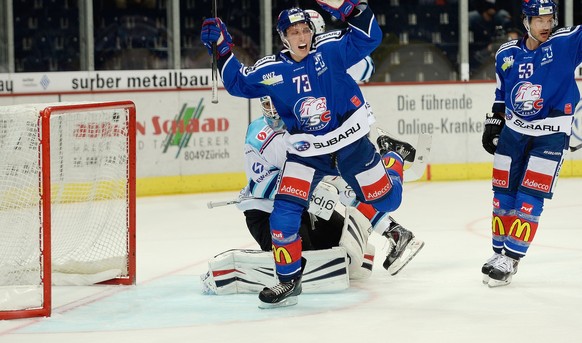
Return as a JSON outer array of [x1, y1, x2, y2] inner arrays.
[[201, 96, 424, 295]]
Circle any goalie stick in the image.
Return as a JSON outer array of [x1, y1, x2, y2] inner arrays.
[[376, 128, 432, 182], [570, 143, 582, 152], [207, 197, 255, 209]]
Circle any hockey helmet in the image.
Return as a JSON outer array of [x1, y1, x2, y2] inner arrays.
[[522, 0, 557, 28], [276, 8, 312, 36], [522, 0, 557, 17], [260, 96, 285, 131], [305, 9, 326, 35]]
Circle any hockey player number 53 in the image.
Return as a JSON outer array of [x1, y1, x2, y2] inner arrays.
[[518, 63, 533, 79], [293, 75, 312, 93]]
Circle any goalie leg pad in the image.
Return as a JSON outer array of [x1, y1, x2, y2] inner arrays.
[[202, 249, 276, 295], [350, 243, 375, 280], [201, 248, 350, 295], [339, 206, 372, 277]]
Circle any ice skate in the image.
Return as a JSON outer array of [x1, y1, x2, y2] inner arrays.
[[481, 253, 502, 284], [258, 257, 306, 309], [376, 128, 416, 162], [382, 217, 424, 275], [487, 254, 519, 288], [258, 277, 303, 309]]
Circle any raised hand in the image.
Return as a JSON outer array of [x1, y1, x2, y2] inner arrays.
[[200, 17, 233, 56]]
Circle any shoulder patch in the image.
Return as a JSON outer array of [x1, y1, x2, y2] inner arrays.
[[255, 55, 277, 67], [314, 30, 344, 46], [498, 39, 519, 50], [550, 26, 577, 38], [243, 55, 279, 75]]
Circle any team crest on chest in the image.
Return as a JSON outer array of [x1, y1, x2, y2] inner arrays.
[[511, 81, 544, 117], [294, 96, 331, 132]]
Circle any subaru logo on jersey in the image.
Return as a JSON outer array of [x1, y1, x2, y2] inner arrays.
[[295, 96, 331, 131], [252, 162, 264, 174], [293, 140, 311, 152], [511, 81, 544, 117]]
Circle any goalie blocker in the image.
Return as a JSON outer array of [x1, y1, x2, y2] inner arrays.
[[201, 207, 375, 295]]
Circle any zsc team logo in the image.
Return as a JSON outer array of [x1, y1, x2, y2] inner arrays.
[[294, 96, 331, 132], [511, 81, 544, 117]]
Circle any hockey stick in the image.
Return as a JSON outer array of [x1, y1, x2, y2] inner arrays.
[[207, 196, 258, 209], [210, 0, 219, 104], [570, 143, 582, 152], [403, 133, 432, 182], [376, 128, 432, 182]]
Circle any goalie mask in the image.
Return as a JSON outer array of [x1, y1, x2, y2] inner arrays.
[[260, 96, 285, 131], [305, 9, 326, 35]]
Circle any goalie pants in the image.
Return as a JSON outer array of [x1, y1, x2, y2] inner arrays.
[[490, 128, 569, 259], [244, 209, 343, 252], [270, 136, 403, 280]]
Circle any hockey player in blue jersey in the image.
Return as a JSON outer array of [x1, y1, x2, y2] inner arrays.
[[238, 96, 423, 272], [481, 0, 580, 287], [201, 0, 415, 307]]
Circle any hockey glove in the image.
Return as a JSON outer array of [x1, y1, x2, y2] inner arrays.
[[316, 0, 360, 21], [482, 112, 505, 155], [200, 18, 233, 57]]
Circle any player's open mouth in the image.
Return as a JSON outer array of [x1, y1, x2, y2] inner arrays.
[[298, 43, 308, 50]]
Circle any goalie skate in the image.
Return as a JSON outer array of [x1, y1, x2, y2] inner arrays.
[[383, 219, 424, 276]]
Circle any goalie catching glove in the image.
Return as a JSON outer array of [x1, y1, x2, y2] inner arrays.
[[482, 112, 505, 155], [316, 0, 361, 21], [200, 17, 233, 56]]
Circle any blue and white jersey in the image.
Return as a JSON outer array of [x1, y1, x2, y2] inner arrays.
[[219, 6, 381, 156], [237, 118, 287, 213], [493, 26, 582, 136]]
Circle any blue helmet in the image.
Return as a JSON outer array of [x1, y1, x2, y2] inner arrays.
[[276, 8, 312, 36], [522, 0, 557, 17]]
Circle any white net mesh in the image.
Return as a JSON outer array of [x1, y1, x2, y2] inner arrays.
[[0, 102, 134, 313]]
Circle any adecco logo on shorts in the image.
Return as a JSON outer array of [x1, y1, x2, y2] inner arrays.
[[278, 176, 310, 201]]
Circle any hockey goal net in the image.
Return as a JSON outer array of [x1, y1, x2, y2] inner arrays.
[[0, 101, 136, 319]]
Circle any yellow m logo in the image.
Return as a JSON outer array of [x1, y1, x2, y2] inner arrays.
[[509, 219, 532, 242], [492, 216, 506, 235], [272, 245, 292, 264]]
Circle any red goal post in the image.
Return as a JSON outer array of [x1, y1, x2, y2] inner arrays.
[[0, 101, 136, 319]]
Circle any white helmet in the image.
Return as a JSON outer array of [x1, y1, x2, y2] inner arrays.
[[305, 9, 326, 35], [260, 96, 285, 131]]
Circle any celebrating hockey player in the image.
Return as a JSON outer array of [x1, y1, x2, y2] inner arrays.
[[481, 0, 581, 287], [201, 96, 424, 295], [201, 1, 415, 308]]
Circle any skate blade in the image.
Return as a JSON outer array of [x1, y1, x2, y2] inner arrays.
[[258, 296, 298, 309], [387, 239, 425, 276], [482, 273, 490, 285], [487, 275, 512, 288]]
